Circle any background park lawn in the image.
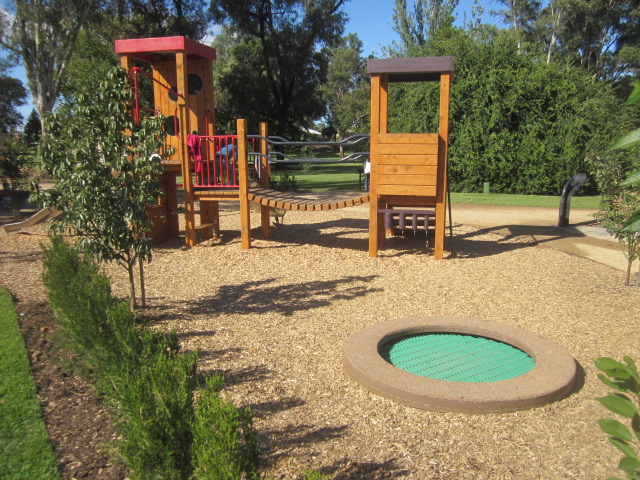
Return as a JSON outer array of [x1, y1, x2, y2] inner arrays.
[[268, 161, 602, 209]]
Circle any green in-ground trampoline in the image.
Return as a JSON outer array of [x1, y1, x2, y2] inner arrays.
[[343, 317, 577, 413], [380, 333, 536, 382]]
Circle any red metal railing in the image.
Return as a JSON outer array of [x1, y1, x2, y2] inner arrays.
[[189, 135, 259, 188]]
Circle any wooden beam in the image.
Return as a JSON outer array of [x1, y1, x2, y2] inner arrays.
[[434, 72, 452, 260], [259, 122, 270, 238], [368, 74, 381, 257], [176, 51, 196, 247], [237, 119, 251, 249]]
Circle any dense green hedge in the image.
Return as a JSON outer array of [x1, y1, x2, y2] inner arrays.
[[388, 29, 631, 195], [41, 237, 259, 480]]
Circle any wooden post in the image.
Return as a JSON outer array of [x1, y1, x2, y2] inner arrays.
[[259, 122, 270, 238], [200, 200, 219, 238], [237, 119, 251, 249], [434, 72, 451, 260], [175, 51, 196, 246], [164, 171, 179, 238], [369, 74, 388, 257], [119, 55, 131, 71]]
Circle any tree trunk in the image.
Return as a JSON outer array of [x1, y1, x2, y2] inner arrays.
[[139, 259, 147, 308], [625, 259, 631, 286], [127, 259, 137, 310]]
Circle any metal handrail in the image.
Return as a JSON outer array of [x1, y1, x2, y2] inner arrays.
[[264, 152, 369, 164], [247, 133, 370, 148]]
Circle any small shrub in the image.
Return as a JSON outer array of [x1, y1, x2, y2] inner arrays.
[[271, 173, 297, 191], [301, 162, 315, 174], [299, 145, 315, 159], [595, 356, 640, 479], [112, 348, 198, 480], [302, 470, 332, 480], [41, 236, 112, 363], [41, 236, 262, 479], [192, 375, 260, 480]]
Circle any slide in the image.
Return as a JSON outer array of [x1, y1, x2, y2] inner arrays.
[[1, 207, 61, 235]]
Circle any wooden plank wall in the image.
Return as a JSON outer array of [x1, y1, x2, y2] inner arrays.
[[376, 133, 439, 198], [153, 59, 215, 164]]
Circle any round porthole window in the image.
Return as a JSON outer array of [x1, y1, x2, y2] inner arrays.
[[169, 86, 178, 102], [188, 74, 203, 95], [164, 115, 179, 136]]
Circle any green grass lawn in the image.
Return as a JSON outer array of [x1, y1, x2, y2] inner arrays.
[[450, 192, 601, 209], [271, 162, 364, 191], [0, 288, 61, 480], [269, 162, 602, 209]]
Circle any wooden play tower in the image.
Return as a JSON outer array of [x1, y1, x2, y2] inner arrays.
[[367, 57, 454, 260], [114, 36, 218, 245]]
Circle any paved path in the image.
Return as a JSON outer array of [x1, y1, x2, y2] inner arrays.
[[451, 204, 637, 273]]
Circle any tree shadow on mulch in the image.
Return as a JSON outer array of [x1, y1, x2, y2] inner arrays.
[[450, 220, 595, 259], [201, 216, 583, 260], [149, 275, 382, 320], [321, 458, 411, 479]]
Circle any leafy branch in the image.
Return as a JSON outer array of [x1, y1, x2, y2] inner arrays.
[[595, 356, 640, 479]]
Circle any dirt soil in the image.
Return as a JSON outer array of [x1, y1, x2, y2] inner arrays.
[[1, 199, 639, 479]]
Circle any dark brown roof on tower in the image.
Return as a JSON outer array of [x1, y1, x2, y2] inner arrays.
[[367, 56, 454, 82]]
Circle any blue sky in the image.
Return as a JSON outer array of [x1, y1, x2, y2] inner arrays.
[[343, 0, 501, 57], [10, 0, 502, 121]]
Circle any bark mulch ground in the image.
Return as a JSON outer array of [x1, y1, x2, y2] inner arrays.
[[2, 201, 640, 479]]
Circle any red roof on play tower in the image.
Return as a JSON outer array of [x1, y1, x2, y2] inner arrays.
[[114, 36, 216, 62]]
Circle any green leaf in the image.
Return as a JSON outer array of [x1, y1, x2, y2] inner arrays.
[[597, 394, 638, 418], [621, 209, 640, 233], [612, 129, 640, 150], [598, 373, 627, 392], [621, 170, 640, 187], [631, 415, 640, 442], [597, 357, 630, 376], [626, 82, 640, 107], [609, 436, 637, 459], [619, 456, 640, 472], [600, 418, 634, 442], [625, 357, 639, 374]]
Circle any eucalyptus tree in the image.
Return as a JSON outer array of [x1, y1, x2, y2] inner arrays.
[[392, 0, 459, 52], [322, 33, 370, 151], [109, 0, 212, 40], [210, 0, 347, 137], [0, 63, 27, 133], [527, 0, 640, 81], [0, 0, 97, 135], [492, 0, 540, 53]]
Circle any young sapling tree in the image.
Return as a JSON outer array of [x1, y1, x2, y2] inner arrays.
[[611, 81, 640, 286], [33, 67, 168, 309]]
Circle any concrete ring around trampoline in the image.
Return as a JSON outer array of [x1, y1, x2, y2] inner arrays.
[[343, 317, 577, 414]]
